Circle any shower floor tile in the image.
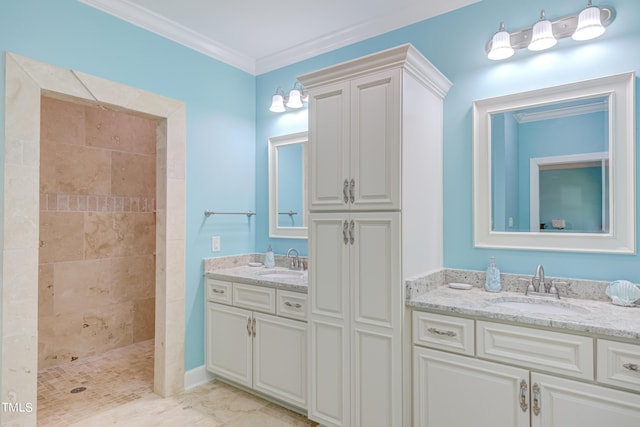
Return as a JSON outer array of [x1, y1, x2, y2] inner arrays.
[[37, 339, 317, 426]]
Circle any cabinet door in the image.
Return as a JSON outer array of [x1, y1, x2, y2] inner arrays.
[[308, 213, 351, 427], [308, 81, 350, 211], [253, 312, 307, 409], [531, 373, 640, 427], [413, 347, 529, 427], [350, 70, 401, 210], [350, 212, 402, 427], [205, 303, 252, 388]]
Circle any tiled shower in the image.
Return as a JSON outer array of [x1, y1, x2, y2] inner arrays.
[[38, 96, 157, 369]]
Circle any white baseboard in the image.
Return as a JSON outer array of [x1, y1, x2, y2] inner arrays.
[[184, 365, 214, 390]]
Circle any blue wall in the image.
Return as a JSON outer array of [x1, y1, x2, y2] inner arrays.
[[256, 0, 640, 283], [0, 0, 256, 371]]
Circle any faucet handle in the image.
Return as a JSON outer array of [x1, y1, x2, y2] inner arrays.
[[549, 280, 567, 298], [519, 277, 535, 295]]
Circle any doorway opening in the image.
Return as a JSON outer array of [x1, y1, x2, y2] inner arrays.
[[2, 52, 186, 425]]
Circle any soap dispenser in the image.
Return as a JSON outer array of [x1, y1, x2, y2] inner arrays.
[[484, 256, 502, 292], [264, 245, 275, 268]]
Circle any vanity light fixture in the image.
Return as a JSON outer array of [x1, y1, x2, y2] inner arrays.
[[486, 2, 615, 60], [528, 10, 557, 51], [572, 0, 606, 41], [269, 82, 308, 113], [487, 22, 515, 60]]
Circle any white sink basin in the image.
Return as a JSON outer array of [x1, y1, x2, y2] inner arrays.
[[255, 269, 306, 280], [490, 297, 589, 316]]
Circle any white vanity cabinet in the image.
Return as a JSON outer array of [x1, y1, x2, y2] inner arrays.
[[412, 310, 640, 427], [306, 70, 401, 212], [413, 347, 529, 427], [205, 278, 307, 410], [308, 211, 401, 427], [300, 44, 452, 427], [531, 372, 640, 427]]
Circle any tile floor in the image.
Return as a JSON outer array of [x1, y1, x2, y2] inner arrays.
[[37, 339, 317, 426]]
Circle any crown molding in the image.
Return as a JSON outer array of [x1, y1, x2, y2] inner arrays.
[[255, 1, 479, 74], [81, 0, 479, 76], [79, 0, 256, 74], [513, 100, 608, 123]]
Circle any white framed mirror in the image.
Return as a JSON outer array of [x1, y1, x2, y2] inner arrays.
[[268, 131, 308, 239], [473, 72, 635, 253]]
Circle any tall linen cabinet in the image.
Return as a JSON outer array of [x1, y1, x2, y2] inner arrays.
[[298, 44, 451, 427]]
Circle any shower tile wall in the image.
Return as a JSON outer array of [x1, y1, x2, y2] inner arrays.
[[38, 97, 157, 370]]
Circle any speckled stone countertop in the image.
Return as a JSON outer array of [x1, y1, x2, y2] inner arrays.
[[206, 265, 308, 293], [407, 270, 640, 341]]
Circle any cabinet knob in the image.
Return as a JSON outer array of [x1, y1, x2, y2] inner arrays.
[[427, 327, 457, 337], [343, 179, 349, 204], [623, 363, 639, 372], [284, 301, 303, 309], [343, 220, 349, 244], [349, 179, 355, 203], [519, 380, 528, 412], [532, 383, 541, 416], [212, 289, 225, 294], [246, 318, 252, 337], [349, 220, 355, 245]]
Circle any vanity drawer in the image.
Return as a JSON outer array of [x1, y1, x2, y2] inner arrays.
[[477, 321, 594, 380], [413, 311, 475, 356], [276, 290, 307, 321], [597, 339, 640, 392], [233, 283, 276, 314], [206, 278, 233, 304]]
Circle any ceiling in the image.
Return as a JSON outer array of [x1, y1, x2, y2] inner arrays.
[[80, 0, 479, 75]]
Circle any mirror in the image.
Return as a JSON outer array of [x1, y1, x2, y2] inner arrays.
[[473, 72, 635, 253], [268, 131, 308, 239]]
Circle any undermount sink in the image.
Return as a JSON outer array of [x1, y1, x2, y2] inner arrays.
[[490, 297, 589, 316], [255, 269, 306, 280]]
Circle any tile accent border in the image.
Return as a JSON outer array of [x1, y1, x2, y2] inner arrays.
[[40, 193, 156, 213], [2, 52, 186, 425]]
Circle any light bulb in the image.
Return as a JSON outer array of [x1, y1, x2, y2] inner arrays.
[[269, 94, 285, 113], [572, 2, 605, 41], [488, 22, 514, 60], [528, 10, 557, 51], [286, 89, 303, 108]]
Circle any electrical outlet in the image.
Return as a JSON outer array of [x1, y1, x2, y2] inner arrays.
[[508, 217, 514, 228], [212, 236, 221, 252]]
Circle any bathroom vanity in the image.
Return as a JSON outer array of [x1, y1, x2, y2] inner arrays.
[[204, 266, 308, 411], [299, 43, 451, 427], [408, 276, 640, 427]]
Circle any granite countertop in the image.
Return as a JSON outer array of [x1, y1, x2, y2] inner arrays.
[[408, 285, 640, 341], [206, 265, 308, 293]]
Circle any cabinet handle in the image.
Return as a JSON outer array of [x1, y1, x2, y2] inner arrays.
[[532, 383, 541, 416], [284, 301, 303, 309], [252, 318, 256, 337], [519, 380, 528, 412], [427, 327, 457, 337], [212, 289, 225, 294], [623, 363, 639, 372], [246, 317, 252, 337], [343, 179, 349, 204], [349, 220, 355, 245], [349, 179, 355, 203], [343, 220, 349, 244]]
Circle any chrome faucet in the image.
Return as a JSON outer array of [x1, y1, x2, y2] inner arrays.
[[533, 264, 545, 292], [286, 248, 301, 270], [522, 264, 561, 298]]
